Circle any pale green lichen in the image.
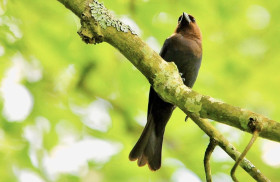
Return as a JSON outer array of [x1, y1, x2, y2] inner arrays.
[[209, 97, 224, 104], [185, 94, 202, 113], [243, 158, 255, 169], [89, 0, 137, 34], [175, 86, 181, 95], [239, 113, 251, 130]]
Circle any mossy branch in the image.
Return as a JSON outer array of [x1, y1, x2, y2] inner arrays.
[[57, 0, 280, 142], [57, 0, 278, 180], [190, 113, 270, 182]]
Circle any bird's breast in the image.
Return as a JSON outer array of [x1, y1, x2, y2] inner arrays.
[[165, 37, 202, 87]]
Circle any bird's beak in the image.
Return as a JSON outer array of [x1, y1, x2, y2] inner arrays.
[[181, 12, 191, 24]]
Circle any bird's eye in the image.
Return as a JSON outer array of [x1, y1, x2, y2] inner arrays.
[[189, 15, 196, 22], [178, 15, 182, 22]]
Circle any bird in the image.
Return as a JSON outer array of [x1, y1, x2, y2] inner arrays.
[[129, 12, 202, 171]]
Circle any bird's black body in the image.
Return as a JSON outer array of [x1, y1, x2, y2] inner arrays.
[[129, 12, 202, 171]]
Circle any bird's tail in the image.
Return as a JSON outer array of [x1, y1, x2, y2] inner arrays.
[[129, 115, 165, 171]]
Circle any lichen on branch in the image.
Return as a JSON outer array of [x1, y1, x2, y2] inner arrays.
[[89, 0, 136, 34]]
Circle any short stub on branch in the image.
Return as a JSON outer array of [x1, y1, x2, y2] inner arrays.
[[77, 11, 104, 44]]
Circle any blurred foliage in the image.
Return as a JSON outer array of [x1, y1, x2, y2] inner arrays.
[[0, 0, 280, 181]]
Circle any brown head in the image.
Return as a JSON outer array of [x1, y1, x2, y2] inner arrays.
[[175, 12, 202, 40]]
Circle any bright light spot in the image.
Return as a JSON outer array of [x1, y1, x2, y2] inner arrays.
[[146, 36, 161, 53], [0, 53, 43, 120], [29, 150, 39, 168], [55, 64, 76, 92], [1, 82, 33, 121], [164, 158, 185, 168], [172, 168, 201, 182], [8, 22, 22, 39], [108, 92, 119, 100], [120, 16, 142, 36], [0, 44, 4, 56], [14, 168, 44, 182], [0, 1, 6, 15], [23, 117, 50, 167], [158, 12, 168, 21], [209, 32, 224, 44], [56, 120, 79, 144], [209, 97, 224, 104], [25, 57, 43, 83], [2, 53, 42, 83], [6, 53, 26, 82], [239, 38, 267, 57], [215, 124, 243, 143], [0, 129, 5, 140], [6, 32, 17, 43], [0, 8, 4, 16], [212, 146, 231, 162], [262, 140, 280, 166], [135, 111, 146, 127], [1, 16, 22, 41], [23, 125, 43, 149], [153, 12, 173, 24], [35, 116, 51, 133], [212, 173, 232, 182], [247, 5, 270, 30], [43, 137, 122, 179], [71, 98, 112, 132]]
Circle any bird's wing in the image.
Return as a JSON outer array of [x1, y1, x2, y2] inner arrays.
[[159, 38, 171, 59], [147, 38, 171, 115]]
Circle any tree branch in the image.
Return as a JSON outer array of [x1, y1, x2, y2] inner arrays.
[[56, 0, 278, 180], [190, 113, 270, 181], [204, 138, 217, 182], [56, 0, 280, 143]]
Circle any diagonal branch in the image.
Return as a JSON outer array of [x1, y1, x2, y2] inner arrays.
[[56, 0, 280, 143], [56, 0, 278, 180]]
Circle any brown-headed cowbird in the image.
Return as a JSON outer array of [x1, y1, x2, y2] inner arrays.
[[129, 12, 202, 171]]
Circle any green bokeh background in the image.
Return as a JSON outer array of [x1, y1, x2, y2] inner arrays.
[[0, 0, 280, 181]]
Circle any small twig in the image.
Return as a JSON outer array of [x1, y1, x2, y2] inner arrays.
[[188, 113, 270, 182], [231, 130, 259, 182], [204, 138, 217, 182]]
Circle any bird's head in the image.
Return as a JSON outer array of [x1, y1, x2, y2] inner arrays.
[[175, 12, 202, 40]]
